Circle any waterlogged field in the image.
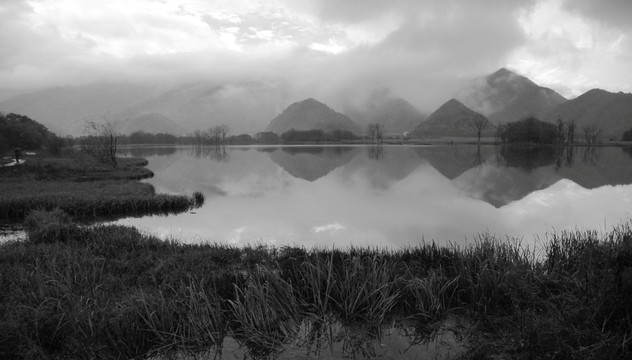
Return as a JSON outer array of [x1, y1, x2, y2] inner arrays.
[[117, 144, 632, 248]]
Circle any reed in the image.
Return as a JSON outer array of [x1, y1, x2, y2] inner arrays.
[[228, 265, 302, 357], [0, 153, 203, 220], [1, 210, 631, 359]]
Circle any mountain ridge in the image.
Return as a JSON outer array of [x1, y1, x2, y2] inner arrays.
[[265, 98, 362, 135], [457, 68, 567, 124], [411, 98, 490, 137]]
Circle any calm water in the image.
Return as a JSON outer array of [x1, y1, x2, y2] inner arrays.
[[115, 144, 632, 248]]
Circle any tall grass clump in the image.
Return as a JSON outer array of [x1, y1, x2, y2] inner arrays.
[[2, 209, 632, 359], [228, 265, 301, 357]]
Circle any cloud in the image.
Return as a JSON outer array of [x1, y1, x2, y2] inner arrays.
[[563, 0, 632, 30], [1, 0, 630, 112], [506, 0, 632, 98]]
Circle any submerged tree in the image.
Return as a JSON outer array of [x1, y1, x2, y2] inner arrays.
[[566, 119, 577, 144], [582, 125, 602, 145], [366, 123, 384, 144]]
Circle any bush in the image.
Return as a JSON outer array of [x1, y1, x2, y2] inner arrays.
[[500, 116, 561, 144], [24, 208, 82, 244]]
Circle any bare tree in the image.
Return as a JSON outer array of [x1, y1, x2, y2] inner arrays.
[[556, 117, 566, 143], [366, 123, 384, 144], [472, 115, 489, 144], [219, 124, 229, 144], [366, 124, 376, 142], [495, 122, 507, 143], [566, 119, 577, 144], [83, 113, 119, 167], [582, 125, 602, 145]]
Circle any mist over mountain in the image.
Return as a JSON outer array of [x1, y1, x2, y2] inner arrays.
[[543, 89, 632, 138], [119, 113, 186, 135], [411, 99, 490, 138], [457, 68, 567, 124], [0, 83, 154, 136], [1, 68, 630, 139], [343, 89, 426, 133], [116, 81, 289, 136], [0, 81, 290, 136], [265, 98, 361, 135]]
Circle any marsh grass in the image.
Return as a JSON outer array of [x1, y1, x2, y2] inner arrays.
[[1, 210, 631, 359], [0, 153, 203, 220]]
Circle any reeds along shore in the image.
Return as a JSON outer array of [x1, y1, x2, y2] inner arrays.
[[0, 155, 204, 219], [1, 209, 632, 359]]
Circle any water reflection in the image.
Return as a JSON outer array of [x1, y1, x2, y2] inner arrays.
[[116, 145, 632, 246], [269, 147, 359, 181], [220, 316, 466, 360]]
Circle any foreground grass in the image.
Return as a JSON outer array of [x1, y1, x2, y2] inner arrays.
[[0, 152, 202, 219], [1, 210, 631, 359]]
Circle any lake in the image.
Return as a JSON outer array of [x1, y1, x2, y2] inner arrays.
[[115, 144, 632, 248]]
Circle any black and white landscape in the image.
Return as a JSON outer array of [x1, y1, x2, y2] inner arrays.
[[2, 1, 632, 359]]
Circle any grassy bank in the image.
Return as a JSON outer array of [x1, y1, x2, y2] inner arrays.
[[1, 209, 631, 359], [0, 152, 203, 220]]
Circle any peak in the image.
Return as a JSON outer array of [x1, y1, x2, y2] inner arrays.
[[584, 88, 609, 95], [488, 68, 518, 80], [442, 98, 466, 107], [288, 97, 327, 109], [301, 97, 321, 104], [494, 68, 513, 75]]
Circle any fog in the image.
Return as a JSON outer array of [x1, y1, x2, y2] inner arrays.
[[1, 0, 631, 115]]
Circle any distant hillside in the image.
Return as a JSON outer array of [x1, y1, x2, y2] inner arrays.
[[543, 89, 632, 138], [457, 68, 567, 123], [0, 81, 289, 136], [119, 113, 185, 135], [117, 81, 287, 135], [410, 99, 490, 137], [0, 83, 153, 136], [266, 98, 361, 135], [343, 90, 426, 133]]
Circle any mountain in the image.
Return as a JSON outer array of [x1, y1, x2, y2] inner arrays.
[[0, 83, 153, 136], [410, 99, 490, 137], [117, 81, 287, 135], [343, 89, 426, 133], [119, 113, 185, 135], [265, 98, 361, 135], [543, 89, 632, 138], [457, 68, 567, 123], [0, 81, 289, 136]]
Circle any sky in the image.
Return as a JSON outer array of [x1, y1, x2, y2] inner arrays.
[[1, 0, 631, 107]]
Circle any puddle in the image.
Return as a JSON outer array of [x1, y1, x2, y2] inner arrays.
[[0, 223, 25, 243], [153, 316, 468, 359]]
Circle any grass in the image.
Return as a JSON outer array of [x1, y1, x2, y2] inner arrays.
[[0, 151, 203, 220], [1, 209, 631, 359]]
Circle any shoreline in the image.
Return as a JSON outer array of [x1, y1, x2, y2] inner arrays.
[[1, 210, 630, 359]]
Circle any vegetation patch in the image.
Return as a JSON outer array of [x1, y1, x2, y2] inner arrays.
[[1, 210, 631, 359], [0, 152, 201, 220]]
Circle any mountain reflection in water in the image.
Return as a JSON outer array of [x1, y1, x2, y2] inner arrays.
[[116, 145, 632, 247]]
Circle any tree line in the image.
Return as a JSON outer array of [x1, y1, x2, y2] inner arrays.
[[495, 116, 606, 145], [0, 112, 67, 156]]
